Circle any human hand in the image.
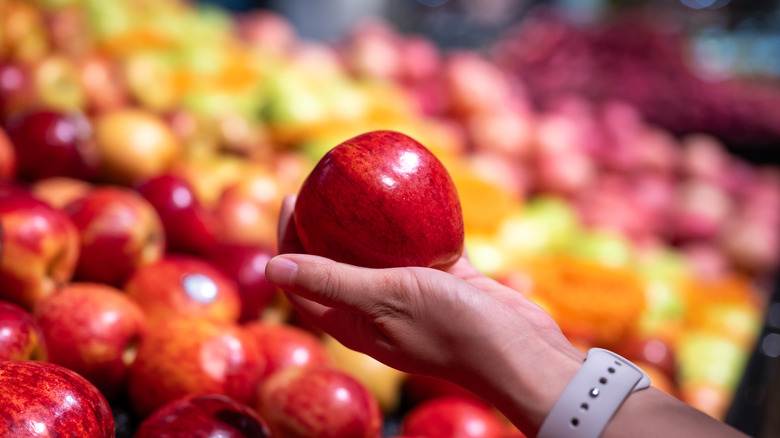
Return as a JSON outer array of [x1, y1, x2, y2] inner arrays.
[[266, 195, 582, 387]]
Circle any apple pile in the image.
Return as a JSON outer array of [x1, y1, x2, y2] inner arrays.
[[0, 0, 778, 434]]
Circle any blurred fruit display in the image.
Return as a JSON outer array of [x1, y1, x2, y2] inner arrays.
[[0, 0, 778, 436]]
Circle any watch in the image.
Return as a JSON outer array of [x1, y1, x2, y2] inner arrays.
[[537, 347, 651, 438]]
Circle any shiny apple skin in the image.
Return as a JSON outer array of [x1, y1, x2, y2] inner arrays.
[[0, 302, 47, 361], [4, 110, 99, 181], [0, 127, 16, 181], [401, 396, 507, 438], [0, 193, 80, 310], [134, 174, 219, 256], [244, 321, 330, 378], [134, 393, 271, 438], [34, 282, 147, 400], [206, 242, 279, 322], [123, 254, 242, 326], [64, 186, 165, 287], [294, 130, 464, 269], [256, 365, 382, 438], [0, 360, 115, 437], [127, 316, 265, 417]]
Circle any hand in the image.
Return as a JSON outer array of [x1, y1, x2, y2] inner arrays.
[[266, 195, 582, 385]]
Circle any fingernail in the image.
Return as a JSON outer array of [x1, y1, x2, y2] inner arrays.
[[266, 256, 299, 287]]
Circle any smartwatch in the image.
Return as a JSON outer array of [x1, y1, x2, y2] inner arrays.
[[537, 348, 651, 438]]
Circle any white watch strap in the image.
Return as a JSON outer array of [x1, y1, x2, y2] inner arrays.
[[537, 348, 651, 438]]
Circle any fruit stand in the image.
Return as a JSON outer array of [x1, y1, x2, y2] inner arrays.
[[1, 0, 779, 436]]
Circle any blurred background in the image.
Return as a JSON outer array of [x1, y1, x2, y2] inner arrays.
[[2, 0, 780, 436]]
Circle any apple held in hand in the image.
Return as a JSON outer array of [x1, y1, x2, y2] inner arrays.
[[34, 282, 147, 400], [0, 193, 80, 310], [0, 361, 114, 437], [255, 364, 383, 438], [294, 130, 464, 269], [123, 255, 242, 326], [0, 301, 47, 361], [127, 316, 265, 417], [134, 393, 271, 438], [64, 186, 165, 287]]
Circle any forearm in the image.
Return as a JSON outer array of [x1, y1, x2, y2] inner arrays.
[[456, 332, 749, 438]]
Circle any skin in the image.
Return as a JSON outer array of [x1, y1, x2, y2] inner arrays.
[[266, 195, 749, 438]]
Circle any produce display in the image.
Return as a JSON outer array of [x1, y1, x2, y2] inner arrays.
[[0, 0, 778, 436]]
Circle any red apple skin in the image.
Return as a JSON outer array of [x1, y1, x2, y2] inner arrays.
[[0, 127, 17, 181], [0, 193, 80, 310], [614, 335, 677, 382], [255, 365, 383, 438], [403, 374, 486, 406], [3, 110, 99, 181], [134, 393, 271, 438], [0, 61, 34, 120], [133, 174, 219, 256], [401, 396, 507, 438], [123, 254, 242, 326], [64, 186, 166, 287], [244, 321, 330, 378], [0, 360, 114, 437], [206, 242, 279, 322], [294, 130, 464, 269], [127, 316, 265, 418], [34, 282, 147, 400], [0, 301, 47, 361]]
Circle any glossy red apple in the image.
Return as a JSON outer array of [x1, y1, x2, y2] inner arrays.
[[0, 361, 114, 437], [206, 242, 279, 322], [3, 109, 99, 181], [244, 321, 330, 378], [123, 254, 241, 326], [0, 193, 80, 310], [64, 186, 165, 287], [401, 396, 507, 438], [34, 282, 147, 400], [255, 364, 382, 438], [0, 301, 47, 361], [127, 316, 265, 417], [134, 174, 219, 256], [403, 374, 486, 406], [135, 393, 271, 438], [294, 130, 464, 269]]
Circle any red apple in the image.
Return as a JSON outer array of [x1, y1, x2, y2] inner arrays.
[[3, 109, 99, 181], [34, 282, 147, 400], [0, 127, 16, 180], [92, 108, 182, 185], [213, 167, 283, 250], [0, 361, 114, 437], [0, 192, 80, 310], [127, 316, 265, 417], [255, 365, 382, 438], [133, 174, 219, 256], [205, 242, 279, 322], [403, 374, 486, 406], [0, 301, 47, 361], [134, 393, 271, 438], [123, 255, 242, 326], [64, 186, 165, 287], [0, 61, 35, 120], [613, 335, 677, 382], [244, 321, 330, 378], [401, 396, 507, 438], [294, 130, 464, 269]]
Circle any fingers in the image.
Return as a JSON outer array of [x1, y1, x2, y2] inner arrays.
[[277, 194, 305, 254], [266, 253, 410, 313]]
